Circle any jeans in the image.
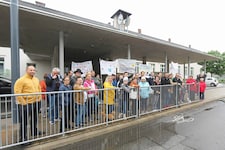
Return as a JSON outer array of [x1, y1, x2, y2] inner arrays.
[[48, 94, 59, 123], [152, 94, 159, 110], [199, 92, 204, 100], [119, 99, 127, 114], [60, 104, 71, 132], [76, 103, 86, 127], [140, 98, 148, 112]]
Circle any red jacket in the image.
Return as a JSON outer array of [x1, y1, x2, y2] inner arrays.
[[186, 78, 197, 92], [199, 81, 206, 92], [40, 80, 47, 100]]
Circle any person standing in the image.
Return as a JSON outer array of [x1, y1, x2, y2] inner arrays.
[[45, 67, 63, 125], [39, 73, 48, 117], [59, 76, 72, 132], [129, 78, 139, 115], [72, 69, 83, 83], [84, 72, 98, 122], [138, 77, 151, 113], [199, 78, 206, 100], [103, 75, 116, 121], [68, 70, 75, 87], [74, 77, 90, 128], [161, 73, 171, 107], [151, 76, 161, 110], [186, 75, 197, 101], [14, 65, 41, 142], [172, 73, 183, 104], [119, 77, 130, 119]]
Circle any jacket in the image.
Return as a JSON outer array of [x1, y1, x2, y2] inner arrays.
[[40, 79, 47, 100], [199, 81, 206, 92], [59, 84, 72, 106], [121, 83, 130, 101], [74, 84, 89, 104], [138, 81, 151, 99], [103, 82, 115, 105], [14, 74, 41, 105], [186, 78, 196, 92]]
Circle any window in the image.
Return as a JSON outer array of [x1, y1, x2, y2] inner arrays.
[[185, 67, 188, 76], [150, 64, 155, 72], [0, 57, 4, 75], [160, 64, 165, 72], [190, 67, 194, 76], [178, 66, 181, 74]]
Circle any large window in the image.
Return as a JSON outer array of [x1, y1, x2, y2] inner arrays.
[[160, 64, 165, 72], [0, 57, 4, 75]]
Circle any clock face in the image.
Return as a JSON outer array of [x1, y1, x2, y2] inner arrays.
[[117, 13, 124, 25]]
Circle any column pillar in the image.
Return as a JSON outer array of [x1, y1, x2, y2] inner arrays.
[[127, 44, 131, 59], [165, 53, 168, 72], [188, 56, 190, 76], [10, 0, 20, 123], [59, 31, 64, 75], [204, 59, 206, 74]]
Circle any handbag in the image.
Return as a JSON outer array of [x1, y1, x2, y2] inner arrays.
[[130, 89, 138, 99]]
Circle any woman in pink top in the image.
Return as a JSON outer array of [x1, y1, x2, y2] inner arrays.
[[83, 72, 98, 122]]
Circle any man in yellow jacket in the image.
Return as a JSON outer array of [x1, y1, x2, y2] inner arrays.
[[14, 65, 41, 142]]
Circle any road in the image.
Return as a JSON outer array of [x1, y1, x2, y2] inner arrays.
[[53, 99, 225, 150]]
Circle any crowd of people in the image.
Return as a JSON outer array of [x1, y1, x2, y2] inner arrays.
[[14, 65, 206, 142]]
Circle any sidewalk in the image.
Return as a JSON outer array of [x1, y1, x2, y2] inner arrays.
[[24, 87, 225, 150]]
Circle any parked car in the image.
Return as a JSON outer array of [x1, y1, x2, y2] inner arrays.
[[205, 77, 218, 87], [0, 77, 11, 95], [0, 77, 12, 117]]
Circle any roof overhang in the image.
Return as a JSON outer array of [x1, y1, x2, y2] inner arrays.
[[0, 0, 219, 64]]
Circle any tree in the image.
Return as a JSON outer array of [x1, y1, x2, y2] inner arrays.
[[198, 50, 225, 77]]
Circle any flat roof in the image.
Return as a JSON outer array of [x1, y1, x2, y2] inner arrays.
[[0, 0, 219, 64]]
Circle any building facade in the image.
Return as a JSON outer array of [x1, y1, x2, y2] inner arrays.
[[0, 47, 202, 80]]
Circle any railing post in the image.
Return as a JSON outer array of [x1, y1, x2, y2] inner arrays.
[[62, 92, 65, 135], [160, 86, 162, 112], [106, 89, 108, 126], [175, 84, 177, 107]]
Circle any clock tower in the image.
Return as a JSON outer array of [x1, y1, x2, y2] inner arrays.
[[111, 9, 132, 31]]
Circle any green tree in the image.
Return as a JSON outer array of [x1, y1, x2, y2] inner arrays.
[[198, 50, 225, 77]]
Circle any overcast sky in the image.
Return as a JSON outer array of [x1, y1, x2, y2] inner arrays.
[[24, 0, 225, 53]]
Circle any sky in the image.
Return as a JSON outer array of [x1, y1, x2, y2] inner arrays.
[[24, 0, 225, 53]]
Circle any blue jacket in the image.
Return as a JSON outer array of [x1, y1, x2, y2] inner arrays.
[[138, 81, 151, 99], [59, 84, 72, 106]]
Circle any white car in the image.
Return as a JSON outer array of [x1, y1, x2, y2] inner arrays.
[[205, 77, 218, 87]]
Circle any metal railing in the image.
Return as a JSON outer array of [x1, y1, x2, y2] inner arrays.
[[0, 83, 200, 148]]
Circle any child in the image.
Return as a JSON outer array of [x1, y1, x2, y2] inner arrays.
[[199, 77, 206, 100]]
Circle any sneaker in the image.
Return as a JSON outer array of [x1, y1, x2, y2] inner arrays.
[[123, 114, 126, 118], [118, 113, 123, 118], [75, 125, 79, 129], [49, 121, 54, 125], [123, 114, 127, 119], [54, 118, 61, 121]]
